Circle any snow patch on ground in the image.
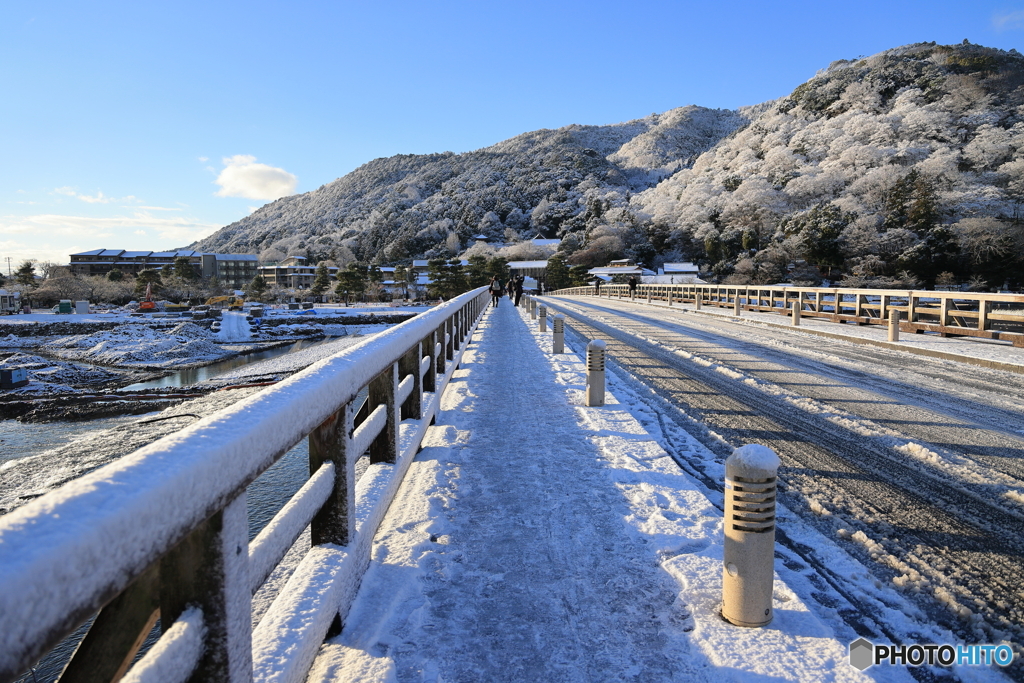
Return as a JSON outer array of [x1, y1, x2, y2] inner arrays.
[[42, 322, 231, 368]]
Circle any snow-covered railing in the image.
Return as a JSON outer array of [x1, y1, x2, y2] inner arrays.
[[553, 284, 1024, 346], [0, 287, 489, 683]]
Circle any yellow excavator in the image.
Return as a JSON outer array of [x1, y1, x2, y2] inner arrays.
[[204, 295, 245, 310]]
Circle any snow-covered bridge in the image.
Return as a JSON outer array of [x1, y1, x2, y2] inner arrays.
[[2, 285, 1022, 683]]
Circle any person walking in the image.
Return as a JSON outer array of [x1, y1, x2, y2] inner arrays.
[[513, 276, 524, 307], [489, 276, 503, 307], [628, 275, 638, 299]]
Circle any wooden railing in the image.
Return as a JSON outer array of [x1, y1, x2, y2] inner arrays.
[[551, 284, 1024, 346], [0, 287, 490, 683]]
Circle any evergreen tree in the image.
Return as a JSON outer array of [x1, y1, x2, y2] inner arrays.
[[173, 256, 199, 281], [486, 256, 510, 281], [245, 275, 268, 302], [466, 255, 490, 288], [107, 269, 124, 282], [334, 263, 366, 304], [14, 260, 36, 287], [545, 254, 570, 291], [134, 269, 162, 296], [310, 262, 332, 298]]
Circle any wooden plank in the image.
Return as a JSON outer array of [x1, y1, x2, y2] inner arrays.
[[309, 406, 354, 547], [58, 563, 160, 683]]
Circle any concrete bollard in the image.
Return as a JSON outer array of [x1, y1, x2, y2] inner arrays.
[[733, 296, 741, 316], [695, 295, 701, 311], [668, 291, 673, 306], [531, 300, 537, 320], [647, 290, 652, 304], [723, 444, 780, 628], [539, 305, 548, 332], [791, 300, 800, 326], [586, 339, 606, 407], [552, 314, 565, 353], [888, 308, 899, 342]]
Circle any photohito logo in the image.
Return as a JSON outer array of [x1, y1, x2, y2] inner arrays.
[[848, 638, 1014, 670]]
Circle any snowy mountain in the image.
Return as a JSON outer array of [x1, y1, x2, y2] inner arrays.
[[191, 106, 748, 265], [194, 41, 1024, 288]]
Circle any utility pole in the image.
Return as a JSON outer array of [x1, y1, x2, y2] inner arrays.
[[5, 257, 10, 277]]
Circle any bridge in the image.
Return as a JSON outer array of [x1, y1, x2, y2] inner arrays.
[[1, 285, 1023, 682]]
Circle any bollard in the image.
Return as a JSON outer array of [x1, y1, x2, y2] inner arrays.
[[791, 300, 800, 326], [723, 444, 780, 628], [552, 314, 564, 353], [695, 295, 701, 311], [647, 290, 652, 304], [539, 305, 548, 332], [668, 291, 673, 306], [586, 339, 606, 406], [888, 308, 899, 342], [531, 300, 537, 320], [733, 296, 741, 316]]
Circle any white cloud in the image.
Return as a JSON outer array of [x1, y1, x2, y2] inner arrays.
[[51, 187, 139, 204], [994, 10, 1024, 30], [198, 156, 209, 162], [214, 155, 297, 200], [0, 212, 223, 259]]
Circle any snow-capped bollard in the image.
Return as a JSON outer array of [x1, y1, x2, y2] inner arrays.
[[668, 291, 673, 306], [552, 314, 565, 353], [647, 290, 652, 304], [888, 308, 899, 342], [530, 299, 537, 320], [695, 294, 702, 310], [791, 300, 800, 326], [723, 444, 780, 628], [586, 339, 606, 406], [539, 305, 548, 332], [733, 295, 741, 316]]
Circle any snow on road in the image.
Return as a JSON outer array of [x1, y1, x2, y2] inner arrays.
[[306, 301, 926, 683], [217, 311, 252, 342]]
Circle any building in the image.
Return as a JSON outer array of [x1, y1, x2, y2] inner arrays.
[[257, 256, 341, 290], [587, 259, 655, 283], [661, 262, 700, 276], [68, 249, 259, 288]]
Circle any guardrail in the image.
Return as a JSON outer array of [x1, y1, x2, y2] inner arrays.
[[0, 287, 490, 683], [553, 284, 1024, 346]]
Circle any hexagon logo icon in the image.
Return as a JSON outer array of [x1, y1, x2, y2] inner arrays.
[[849, 638, 874, 670]]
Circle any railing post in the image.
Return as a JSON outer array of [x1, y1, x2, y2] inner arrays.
[[422, 331, 437, 393], [979, 299, 990, 331], [888, 308, 900, 342], [446, 315, 455, 361], [586, 340, 606, 407], [435, 323, 446, 378], [552, 314, 564, 353], [722, 444, 780, 628], [368, 363, 398, 464], [160, 493, 252, 683], [399, 345, 422, 420], [940, 297, 952, 327], [909, 292, 919, 322], [880, 294, 890, 321], [310, 404, 355, 546]]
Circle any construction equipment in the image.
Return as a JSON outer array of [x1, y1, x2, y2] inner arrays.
[[138, 284, 157, 312], [204, 295, 245, 310]]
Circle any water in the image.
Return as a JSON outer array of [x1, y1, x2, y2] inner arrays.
[[122, 338, 332, 390], [0, 413, 156, 464]]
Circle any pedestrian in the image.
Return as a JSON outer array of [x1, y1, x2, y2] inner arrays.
[[514, 276, 524, 306], [628, 275, 638, 298], [506, 277, 515, 300], [594, 278, 602, 296], [489, 276, 503, 307]]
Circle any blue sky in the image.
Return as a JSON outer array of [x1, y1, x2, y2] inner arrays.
[[2, 0, 1023, 267]]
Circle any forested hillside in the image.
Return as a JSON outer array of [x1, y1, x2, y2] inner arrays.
[[194, 41, 1024, 289]]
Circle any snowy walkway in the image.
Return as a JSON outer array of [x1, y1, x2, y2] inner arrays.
[[306, 300, 905, 683]]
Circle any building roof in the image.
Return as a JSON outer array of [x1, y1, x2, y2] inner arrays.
[[412, 260, 429, 267], [212, 253, 259, 261], [120, 251, 151, 258], [588, 266, 653, 276], [99, 249, 125, 257], [508, 260, 549, 269], [530, 238, 561, 246], [72, 249, 106, 256], [662, 262, 700, 273]]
